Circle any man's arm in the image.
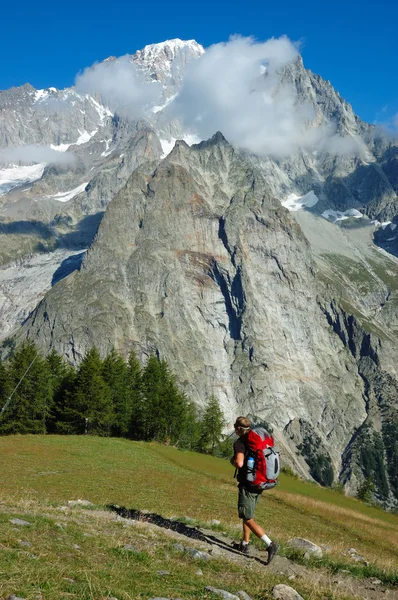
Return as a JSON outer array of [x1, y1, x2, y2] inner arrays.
[[230, 451, 245, 468]]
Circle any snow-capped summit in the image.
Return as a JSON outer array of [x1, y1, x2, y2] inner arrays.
[[134, 38, 204, 63], [132, 38, 204, 86]]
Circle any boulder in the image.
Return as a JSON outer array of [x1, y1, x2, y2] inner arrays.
[[272, 584, 305, 600], [205, 587, 241, 600], [9, 518, 31, 526], [286, 538, 323, 558], [187, 548, 210, 561], [67, 499, 93, 507], [345, 547, 369, 565]]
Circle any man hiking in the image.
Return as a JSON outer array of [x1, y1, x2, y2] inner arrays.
[[230, 416, 279, 564]]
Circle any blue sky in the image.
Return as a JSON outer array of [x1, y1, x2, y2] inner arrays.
[[1, 0, 396, 125]]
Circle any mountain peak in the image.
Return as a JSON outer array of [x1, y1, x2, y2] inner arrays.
[[132, 39, 204, 86], [136, 39, 204, 60]]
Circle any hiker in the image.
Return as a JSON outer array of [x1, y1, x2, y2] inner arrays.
[[230, 416, 279, 563]]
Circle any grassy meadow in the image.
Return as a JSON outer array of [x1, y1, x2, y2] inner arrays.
[[1, 435, 397, 600]]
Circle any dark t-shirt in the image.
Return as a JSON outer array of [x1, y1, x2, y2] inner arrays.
[[233, 436, 246, 456], [234, 434, 248, 484]]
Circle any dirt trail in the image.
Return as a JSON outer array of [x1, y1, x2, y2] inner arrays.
[[112, 507, 397, 600]]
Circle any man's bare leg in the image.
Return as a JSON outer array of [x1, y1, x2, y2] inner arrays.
[[243, 518, 266, 540], [243, 520, 251, 543]]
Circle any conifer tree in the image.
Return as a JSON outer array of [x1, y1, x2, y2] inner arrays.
[[178, 401, 201, 450], [157, 360, 188, 443], [198, 394, 225, 454], [45, 348, 75, 433], [127, 348, 143, 438], [0, 358, 11, 417], [139, 354, 162, 440], [139, 356, 189, 443], [0, 341, 52, 434], [102, 348, 131, 437], [69, 347, 113, 436]]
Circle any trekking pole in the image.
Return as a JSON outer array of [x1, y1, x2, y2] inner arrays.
[[0, 352, 39, 419]]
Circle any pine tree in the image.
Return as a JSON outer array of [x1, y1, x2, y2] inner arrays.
[[178, 401, 201, 450], [382, 420, 398, 499], [157, 360, 188, 444], [0, 359, 11, 417], [140, 355, 163, 440], [139, 356, 189, 443], [357, 478, 376, 504], [102, 348, 131, 437], [198, 394, 225, 455], [0, 341, 52, 434], [127, 349, 143, 439], [69, 348, 113, 436], [45, 348, 75, 433]]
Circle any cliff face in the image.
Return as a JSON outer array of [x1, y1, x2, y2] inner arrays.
[[20, 134, 375, 485]]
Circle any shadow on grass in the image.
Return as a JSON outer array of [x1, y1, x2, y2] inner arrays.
[[107, 505, 270, 566], [107, 506, 398, 587]]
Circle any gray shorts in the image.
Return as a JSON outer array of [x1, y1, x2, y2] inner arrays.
[[238, 484, 262, 520]]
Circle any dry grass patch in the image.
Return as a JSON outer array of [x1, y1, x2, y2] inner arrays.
[[0, 503, 363, 600]]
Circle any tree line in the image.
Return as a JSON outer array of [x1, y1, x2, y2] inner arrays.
[[0, 341, 227, 455]]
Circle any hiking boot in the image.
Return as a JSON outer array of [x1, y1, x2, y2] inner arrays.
[[232, 541, 250, 555], [266, 541, 279, 564]]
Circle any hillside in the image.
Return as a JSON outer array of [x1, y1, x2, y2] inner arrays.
[[1, 435, 397, 600]]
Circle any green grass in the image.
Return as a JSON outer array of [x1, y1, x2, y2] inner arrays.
[[368, 253, 398, 293], [321, 254, 380, 294], [317, 250, 398, 340], [1, 435, 398, 599]]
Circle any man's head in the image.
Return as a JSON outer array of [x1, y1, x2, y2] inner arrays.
[[234, 416, 251, 437]]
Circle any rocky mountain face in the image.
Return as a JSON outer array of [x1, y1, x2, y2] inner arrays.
[[0, 39, 397, 504]]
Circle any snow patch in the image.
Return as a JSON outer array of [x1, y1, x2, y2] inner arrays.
[[0, 163, 45, 197], [88, 96, 113, 123], [33, 88, 58, 102], [75, 129, 98, 145], [139, 39, 204, 63], [48, 182, 88, 203], [101, 138, 113, 157], [34, 89, 49, 102], [152, 93, 177, 113], [281, 191, 319, 212], [50, 143, 71, 152], [322, 208, 364, 223]]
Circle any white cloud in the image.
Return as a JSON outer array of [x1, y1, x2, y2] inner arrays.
[[0, 145, 75, 166], [75, 56, 162, 118], [372, 107, 398, 137], [170, 36, 360, 157]]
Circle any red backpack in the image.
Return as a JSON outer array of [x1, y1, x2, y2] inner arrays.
[[244, 427, 280, 490]]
